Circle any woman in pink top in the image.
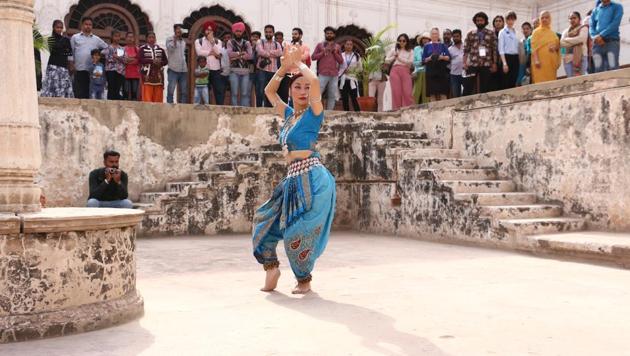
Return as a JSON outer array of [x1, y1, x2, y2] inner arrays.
[[123, 32, 141, 100], [385, 34, 415, 110], [195, 21, 226, 105]]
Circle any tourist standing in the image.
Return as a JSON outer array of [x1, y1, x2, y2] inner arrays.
[[369, 62, 388, 112], [227, 22, 253, 107], [291, 28, 312, 72], [338, 40, 361, 111], [194, 56, 210, 104], [311, 27, 344, 111], [491, 15, 505, 90], [517, 22, 533, 85], [255, 25, 283, 107], [139, 32, 168, 102], [249, 31, 261, 106], [442, 29, 454, 48], [220, 32, 232, 102], [499, 11, 520, 89], [123, 32, 141, 100], [195, 21, 225, 105], [590, 0, 624, 73], [531, 11, 560, 84], [423, 28, 451, 102], [165, 24, 188, 104], [449, 29, 465, 98], [101, 30, 126, 100], [386, 33, 414, 110], [41, 20, 74, 98], [561, 12, 589, 77], [463, 12, 498, 94], [70, 17, 107, 99], [88, 49, 106, 99], [412, 33, 430, 104]]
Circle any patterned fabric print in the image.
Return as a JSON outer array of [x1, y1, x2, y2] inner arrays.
[[463, 28, 498, 67], [103, 46, 126, 75], [41, 65, 74, 98], [252, 163, 336, 281]]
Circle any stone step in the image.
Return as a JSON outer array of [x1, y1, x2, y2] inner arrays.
[[166, 181, 207, 193], [325, 122, 416, 132], [133, 202, 154, 210], [140, 192, 180, 203], [363, 130, 426, 140], [194, 170, 237, 182], [398, 149, 462, 159], [480, 204, 563, 219], [402, 157, 479, 169], [377, 138, 434, 149], [206, 160, 259, 172], [443, 180, 515, 193], [519, 232, 630, 268], [498, 217, 585, 236], [436, 168, 498, 180], [454, 192, 538, 205]]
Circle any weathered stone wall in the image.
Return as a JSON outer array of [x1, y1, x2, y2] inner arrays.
[[37, 69, 630, 233]]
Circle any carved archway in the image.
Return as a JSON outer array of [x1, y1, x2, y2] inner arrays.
[[335, 24, 372, 57], [182, 5, 252, 105], [64, 0, 153, 43]]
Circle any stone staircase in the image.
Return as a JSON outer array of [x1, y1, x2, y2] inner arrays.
[[134, 119, 585, 241], [397, 147, 585, 239]]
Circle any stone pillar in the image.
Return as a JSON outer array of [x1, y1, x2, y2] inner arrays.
[[0, 0, 41, 213]]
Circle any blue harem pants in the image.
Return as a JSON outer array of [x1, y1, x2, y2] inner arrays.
[[252, 164, 336, 282]]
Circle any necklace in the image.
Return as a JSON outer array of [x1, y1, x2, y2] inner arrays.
[[281, 107, 309, 152]]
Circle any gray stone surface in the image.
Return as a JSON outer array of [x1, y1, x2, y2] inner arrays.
[[0, 208, 145, 343], [2, 233, 630, 355]]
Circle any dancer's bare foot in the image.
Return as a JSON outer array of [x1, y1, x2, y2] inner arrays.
[[260, 268, 281, 292], [291, 281, 311, 294]]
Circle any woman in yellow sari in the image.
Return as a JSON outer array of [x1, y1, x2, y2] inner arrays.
[[531, 11, 561, 83]]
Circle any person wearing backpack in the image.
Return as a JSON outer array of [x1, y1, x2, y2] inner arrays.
[[195, 21, 225, 105], [255, 25, 283, 107], [227, 22, 253, 107]]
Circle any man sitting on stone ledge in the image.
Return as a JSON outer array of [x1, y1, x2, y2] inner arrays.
[[87, 150, 133, 209]]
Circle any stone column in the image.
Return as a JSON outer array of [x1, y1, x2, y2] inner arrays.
[[0, 0, 42, 212]]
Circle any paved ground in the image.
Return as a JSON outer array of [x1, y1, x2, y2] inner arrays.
[[3, 232, 630, 356]]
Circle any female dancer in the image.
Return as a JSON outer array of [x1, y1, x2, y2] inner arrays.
[[252, 45, 336, 294]]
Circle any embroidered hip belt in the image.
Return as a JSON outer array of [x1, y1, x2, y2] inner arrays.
[[287, 157, 322, 178]]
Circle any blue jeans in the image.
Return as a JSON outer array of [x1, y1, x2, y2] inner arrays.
[[194, 86, 209, 104], [564, 57, 589, 77], [256, 70, 274, 107], [90, 84, 105, 99], [208, 70, 226, 105], [167, 69, 188, 103], [450, 74, 464, 98], [592, 40, 620, 73], [319, 75, 338, 111], [87, 199, 133, 209], [229, 72, 251, 107]]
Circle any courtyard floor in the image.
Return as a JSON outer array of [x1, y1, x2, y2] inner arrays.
[[3, 232, 630, 356]]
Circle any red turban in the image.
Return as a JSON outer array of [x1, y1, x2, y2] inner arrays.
[[203, 21, 217, 32], [231, 22, 245, 33]]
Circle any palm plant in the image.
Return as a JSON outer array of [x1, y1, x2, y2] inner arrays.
[[351, 24, 396, 97]]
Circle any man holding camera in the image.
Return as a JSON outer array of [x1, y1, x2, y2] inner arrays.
[[255, 24, 283, 107], [87, 150, 133, 209]]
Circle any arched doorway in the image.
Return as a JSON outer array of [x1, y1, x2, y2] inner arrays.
[[64, 0, 153, 44], [182, 5, 252, 105], [335, 24, 372, 57]]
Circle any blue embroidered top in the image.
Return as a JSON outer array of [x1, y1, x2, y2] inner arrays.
[[280, 106, 324, 152]]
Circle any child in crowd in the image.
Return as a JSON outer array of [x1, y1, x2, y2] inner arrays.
[[89, 49, 106, 99], [194, 56, 210, 104]]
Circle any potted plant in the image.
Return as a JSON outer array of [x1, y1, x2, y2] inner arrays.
[[351, 24, 395, 112]]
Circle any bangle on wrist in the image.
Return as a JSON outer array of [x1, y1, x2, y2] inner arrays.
[[273, 74, 283, 82], [298, 62, 308, 70]]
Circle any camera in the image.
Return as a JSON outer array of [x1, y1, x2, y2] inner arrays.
[[106, 167, 119, 175], [431, 53, 439, 61], [259, 57, 272, 68]]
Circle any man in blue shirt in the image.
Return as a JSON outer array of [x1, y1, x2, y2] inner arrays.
[[70, 17, 107, 99], [589, 0, 624, 72]]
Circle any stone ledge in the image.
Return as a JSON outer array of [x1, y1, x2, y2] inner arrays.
[[517, 232, 630, 268], [0, 214, 20, 234], [0, 291, 143, 343], [19, 207, 144, 233]]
